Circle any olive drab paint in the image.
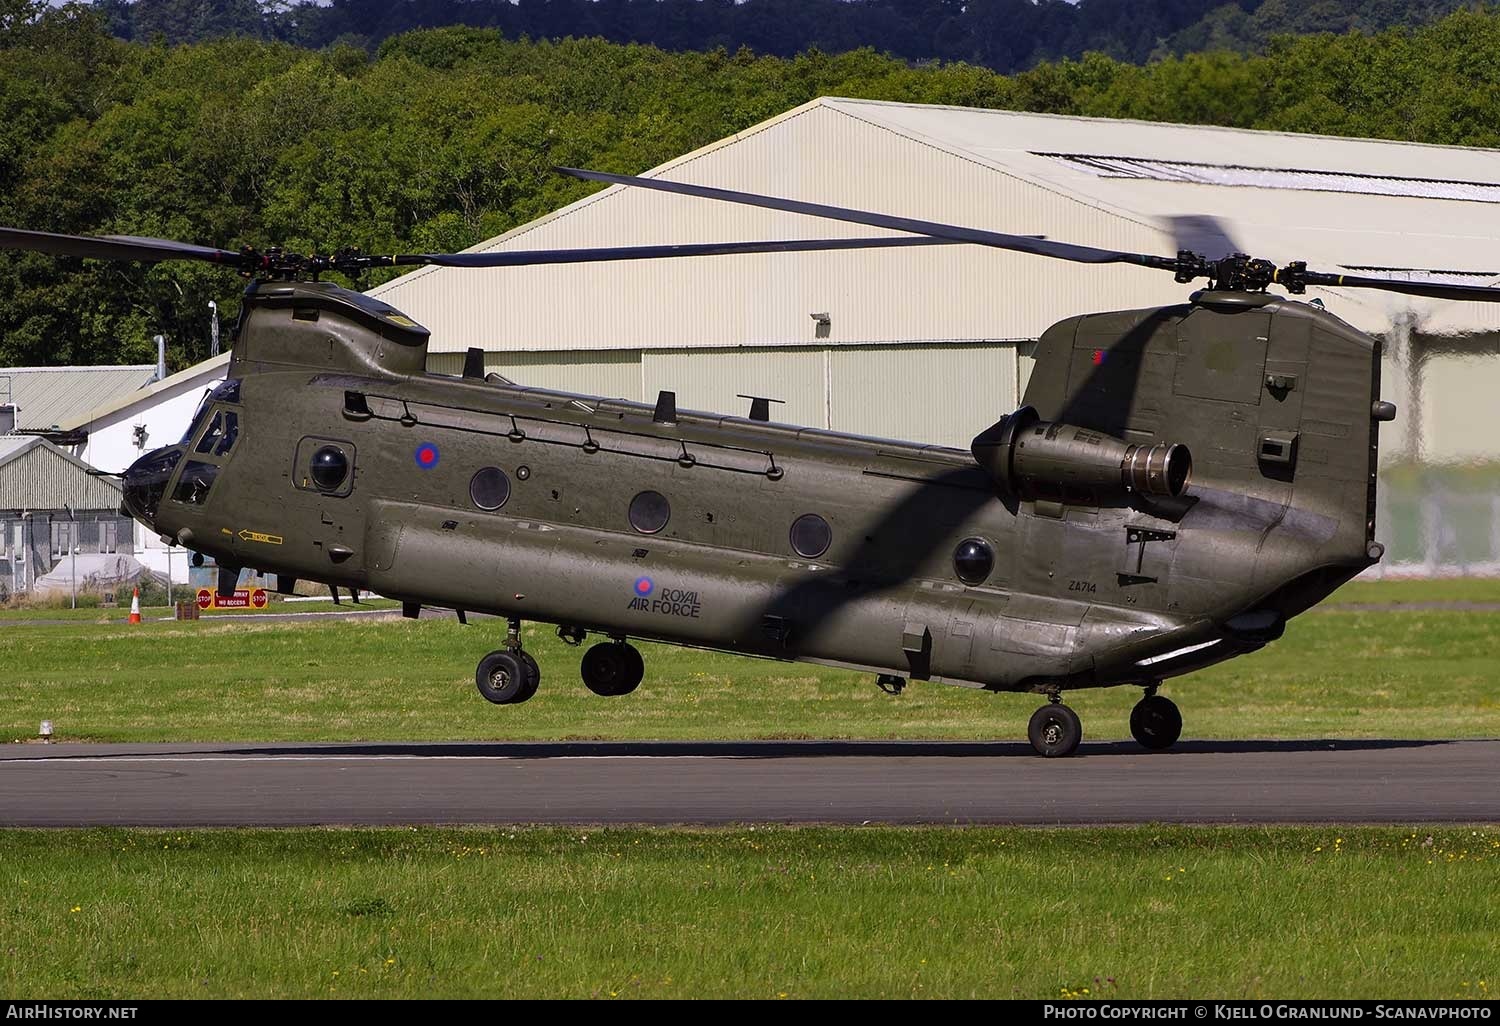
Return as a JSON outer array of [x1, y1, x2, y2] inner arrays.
[[119, 278, 1388, 719]]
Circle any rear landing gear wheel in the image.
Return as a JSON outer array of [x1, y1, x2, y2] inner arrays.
[[1130, 694, 1182, 750], [1028, 702, 1082, 758], [476, 649, 539, 705], [581, 640, 644, 697]]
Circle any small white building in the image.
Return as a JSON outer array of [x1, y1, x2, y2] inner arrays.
[[58, 353, 229, 581]]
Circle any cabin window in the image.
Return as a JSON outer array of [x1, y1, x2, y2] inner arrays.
[[953, 537, 994, 585], [470, 467, 511, 511], [310, 446, 349, 492], [628, 490, 670, 535], [789, 513, 832, 559]]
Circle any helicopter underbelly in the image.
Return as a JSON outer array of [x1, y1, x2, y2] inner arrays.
[[362, 500, 1200, 692]]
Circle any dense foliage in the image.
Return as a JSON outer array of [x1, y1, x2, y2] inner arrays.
[[97, 0, 1479, 73], [4, 4, 1500, 368]]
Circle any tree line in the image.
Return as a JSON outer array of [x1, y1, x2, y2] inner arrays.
[[95, 0, 1480, 74], [3, 3, 1500, 368]]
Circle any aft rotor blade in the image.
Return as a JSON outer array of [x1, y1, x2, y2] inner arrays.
[[0, 226, 243, 266], [1297, 269, 1500, 304], [557, 166, 1178, 271], [408, 235, 963, 268]]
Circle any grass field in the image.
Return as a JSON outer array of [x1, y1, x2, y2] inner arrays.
[[3, 580, 1499, 743], [0, 826, 1493, 999]]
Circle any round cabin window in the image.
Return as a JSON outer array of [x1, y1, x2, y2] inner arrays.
[[309, 446, 349, 491], [469, 467, 511, 511], [953, 537, 994, 585], [628, 490, 671, 534], [789, 513, 832, 559]]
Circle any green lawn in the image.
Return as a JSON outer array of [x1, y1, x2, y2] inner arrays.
[[0, 826, 1493, 999], [3, 580, 1500, 743]]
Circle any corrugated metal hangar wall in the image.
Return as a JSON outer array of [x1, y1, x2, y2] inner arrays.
[[426, 343, 1027, 447], [372, 97, 1500, 572]]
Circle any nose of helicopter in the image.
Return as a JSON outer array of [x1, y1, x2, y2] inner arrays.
[[120, 446, 183, 529]]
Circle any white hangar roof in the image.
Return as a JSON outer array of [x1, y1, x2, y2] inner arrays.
[[369, 96, 1500, 351]]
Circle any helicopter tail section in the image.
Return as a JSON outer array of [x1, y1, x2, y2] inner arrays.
[[999, 291, 1385, 685]]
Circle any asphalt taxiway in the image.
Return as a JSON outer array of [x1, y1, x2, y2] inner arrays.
[[1, 738, 1494, 826]]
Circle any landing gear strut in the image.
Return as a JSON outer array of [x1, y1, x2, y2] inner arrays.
[[1129, 686, 1182, 751], [475, 616, 540, 705], [581, 639, 644, 697], [1028, 691, 1083, 758]]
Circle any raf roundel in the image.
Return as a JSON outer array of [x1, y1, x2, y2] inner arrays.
[[634, 576, 654, 597], [414, 442, 440, 469]]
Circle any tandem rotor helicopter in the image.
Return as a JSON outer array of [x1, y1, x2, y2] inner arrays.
[[4, 164, 1486, 757]]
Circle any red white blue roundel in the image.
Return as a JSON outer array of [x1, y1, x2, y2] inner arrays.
[[634, 576, 654, 597], [414, 442, 440, 469]]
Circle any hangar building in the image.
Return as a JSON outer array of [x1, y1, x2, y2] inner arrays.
[[364, 97, 1500, 574]]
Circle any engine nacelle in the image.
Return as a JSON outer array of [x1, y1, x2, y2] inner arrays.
[[971, 406, 1191, 504]]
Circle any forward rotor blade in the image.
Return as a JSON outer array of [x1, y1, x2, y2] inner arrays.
[[557, 166, 1178, 271], [0, 226, 242, 266], [409, 235, 963, 268]]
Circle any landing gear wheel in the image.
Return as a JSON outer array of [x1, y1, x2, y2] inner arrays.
[[581, 641, 644, 697], [516, 650, 541, 703], [1028, 702, 1083, 758], [476, 649, 539, 705], [1129, 694, 1182, 750]]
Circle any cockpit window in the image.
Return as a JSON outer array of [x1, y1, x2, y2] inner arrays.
[[171, 460, 220, 505], [195, 411, 238, 457], [180, 391, 214, 446], [178, 379, 241, 446]]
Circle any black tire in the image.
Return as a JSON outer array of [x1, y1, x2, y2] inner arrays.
[[1028, 702, 1083, 758], [1129, 694, 1182, 750], [516, 650, 541, 703], [476, 649, 534, 705], [581, 641, 643, 697]]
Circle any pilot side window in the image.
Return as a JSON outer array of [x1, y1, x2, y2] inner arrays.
[[195, 411, 239, 457], [172, 461, 220, 506]]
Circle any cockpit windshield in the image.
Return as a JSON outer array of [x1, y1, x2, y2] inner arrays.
[[195, 411, 239, 457], [179, 378, 241, 446]]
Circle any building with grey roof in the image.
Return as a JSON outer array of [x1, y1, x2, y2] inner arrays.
[[0, 435, 133, 599], [0, 364, 158, 437]]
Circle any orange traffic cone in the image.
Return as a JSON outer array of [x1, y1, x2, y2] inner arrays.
[[128, 587, 141, 624]]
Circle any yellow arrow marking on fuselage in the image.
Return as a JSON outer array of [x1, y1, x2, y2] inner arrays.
[[238, 529, 284, 545]]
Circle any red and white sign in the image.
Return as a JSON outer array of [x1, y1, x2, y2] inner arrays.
[[195, 587, 269, 610]]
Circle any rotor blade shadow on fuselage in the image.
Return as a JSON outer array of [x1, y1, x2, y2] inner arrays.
[[738, 466, 994, 664], [1053, 304, 1185, 434]]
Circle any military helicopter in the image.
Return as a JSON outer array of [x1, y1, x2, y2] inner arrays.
[[4, 165, 1490, 757]]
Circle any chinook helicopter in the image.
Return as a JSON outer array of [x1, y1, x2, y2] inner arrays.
[[5, 165, 1489, 757]]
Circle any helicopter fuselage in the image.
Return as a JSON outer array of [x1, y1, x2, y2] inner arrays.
[[123, 279, 1385, 696]]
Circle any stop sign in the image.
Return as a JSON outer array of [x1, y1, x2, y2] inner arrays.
[[250, 588, 268, 609], [196, 588, 212, 610]]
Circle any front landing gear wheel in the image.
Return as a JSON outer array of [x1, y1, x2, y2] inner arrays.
[[476, 649, 539, 705], [581, 641, 644, 696], [1028, 702, 1082, 758], [516, 650, 541, 703], [1129, 694, 1182, 750]]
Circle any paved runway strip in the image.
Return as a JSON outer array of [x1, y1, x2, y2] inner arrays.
[[1, 739, 1495, 826]]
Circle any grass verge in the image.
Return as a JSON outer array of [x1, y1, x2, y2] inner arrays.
[[3, 594, 1500, 742], [1, 826, 1494, 999]]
